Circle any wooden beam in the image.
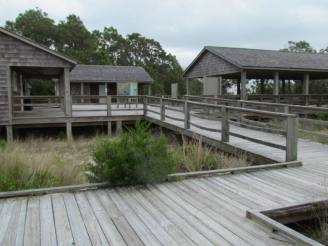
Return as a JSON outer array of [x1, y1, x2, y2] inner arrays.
[[185, 78, 190, 95], [218, 76, 223, 96], [66, 121, 72, 140], [6, 125, 13, 141], [168, 161, 302, 179], [63, 67, 71, 117], [240, 71, 247, 100], [107, 121, 112, 137], [116, 120, 123, 135], [7, 67, 13, 125], [184, 101, 190, 129], [273, 71, 279, 96], [286, 116, 298, 161], [302, 73, 310, 95], [221, 107, 229, 142]]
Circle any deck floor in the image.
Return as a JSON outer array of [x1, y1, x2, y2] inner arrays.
[[1, 106, 328, 245]]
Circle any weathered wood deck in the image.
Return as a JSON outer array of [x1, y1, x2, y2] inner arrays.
[[1, 105, 328, 245]]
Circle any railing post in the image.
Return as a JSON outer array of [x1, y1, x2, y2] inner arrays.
[[184, 101, 190, 129], [107, 95, 112, 116], [286, 116, 298, 161], [143, 96, 147, 116], [221, 107, 229, 142], [160, 96, 165, 121]]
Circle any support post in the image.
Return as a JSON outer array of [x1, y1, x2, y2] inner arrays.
[[80, 82, 84, 103], [143, 96, 147, 116], [185, 78, 190, 95], [19, 74, 24, 111], [171, 82, 178, 99], [303, 73, 310, 105], [107, 121, 112, 137], [286, 116, 298, 161], [6, 125, 13, 142], [260, 79, 265, 94], [66, 121, 72, 140], [148, 85, 151, 96], [236, 79, 241, 96], [218, 76, 223, 96], [160, 97, 165, 121], [221, 107, 229, 142], [116, 121, 123, 135], [184, 101, 190, 129], [63, 67, 71, 117], [107, 95, 112, 116], [240, 71, 247, 100], [273, 71, 279, 103]]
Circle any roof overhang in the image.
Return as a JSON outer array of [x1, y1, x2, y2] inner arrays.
[[0, 27, 77, 67]]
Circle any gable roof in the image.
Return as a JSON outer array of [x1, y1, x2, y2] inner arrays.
[[0, 27, 76, 66], [184, 46, 328, 76], [70, 65, 154, 83]]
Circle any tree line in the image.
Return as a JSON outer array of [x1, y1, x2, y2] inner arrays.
[[5, 8, 192, 95], [4, 8, 328, 95]]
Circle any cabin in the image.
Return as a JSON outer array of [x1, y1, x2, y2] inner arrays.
[[0, 27, 76, 140], [184, 46, 328, 104], [70, 64, 153, 103], [0, 27, 153, 141]]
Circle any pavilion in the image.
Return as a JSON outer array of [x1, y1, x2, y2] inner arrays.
[[183, 46, 328, 103]]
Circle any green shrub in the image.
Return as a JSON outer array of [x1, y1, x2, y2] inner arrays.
[[86, 121, 174, 185]]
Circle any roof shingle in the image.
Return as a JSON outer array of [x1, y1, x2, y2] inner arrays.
[[206, 46, 328, 71], [70, 65, 153, 83]]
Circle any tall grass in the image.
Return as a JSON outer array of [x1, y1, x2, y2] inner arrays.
[[0, 136, 102, 191], [171, 137, 248, 172]]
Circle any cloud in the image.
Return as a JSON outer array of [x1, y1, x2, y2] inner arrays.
[[1, 0, 328, 67]]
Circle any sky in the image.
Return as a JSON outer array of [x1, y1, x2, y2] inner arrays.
[[1, 0, 328, 68]]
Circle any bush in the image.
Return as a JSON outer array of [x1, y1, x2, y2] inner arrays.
[[86, 121, 174, 185]]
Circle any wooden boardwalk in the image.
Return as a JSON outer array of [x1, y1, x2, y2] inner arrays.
[[1, 106, 328, 245]]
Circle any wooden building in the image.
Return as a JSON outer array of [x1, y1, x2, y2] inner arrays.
[[0, 27, 76, 140], [0, 27, 154, 140], [70, 64, 153, 103], [184, 46, 328, 102]]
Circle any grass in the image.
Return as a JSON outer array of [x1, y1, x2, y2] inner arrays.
[[0, 136, 106, 191], [0, 129, 250, 191], [171, 137, 248, 172]]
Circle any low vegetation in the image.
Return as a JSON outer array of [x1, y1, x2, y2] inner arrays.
[[86, 122, 175, 185], [172, 137, 248, 172], [0, 137, 98, 191], [0, 123, 249, 191]]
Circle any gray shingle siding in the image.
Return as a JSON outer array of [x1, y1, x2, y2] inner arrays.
[[184, 50, 240, 78], [0, 30, 74, 125], [70, 65, 153, 83]]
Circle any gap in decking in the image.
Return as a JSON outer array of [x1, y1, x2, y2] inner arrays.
[[263, 200, 328, 245]]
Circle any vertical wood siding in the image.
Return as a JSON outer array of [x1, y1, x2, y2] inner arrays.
[[0, 32, 72, 125]]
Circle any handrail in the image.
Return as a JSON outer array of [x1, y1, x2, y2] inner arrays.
[[145, 96, 298, 161]]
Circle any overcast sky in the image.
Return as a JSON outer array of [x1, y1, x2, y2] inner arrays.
[[1, 0, 328, 68]]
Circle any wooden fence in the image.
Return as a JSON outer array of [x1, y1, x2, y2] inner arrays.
[[145, 96, 298, 162]]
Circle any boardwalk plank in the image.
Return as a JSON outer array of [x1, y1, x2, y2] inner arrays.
[[52, 193, 75, 246], [24, 196, 40, 246]]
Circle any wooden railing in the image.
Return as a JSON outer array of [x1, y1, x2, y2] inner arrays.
[[71, 95, 144, 117], [200, 94, 328, 106], [12, 96, 65, 118], [145, 96, 298, 162], [185, 95, 328, 142]]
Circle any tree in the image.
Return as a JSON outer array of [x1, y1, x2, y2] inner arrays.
[[5, 8, 57, 47], [5, 9, 185, 95], [56, 15, 98, 64], [280, 40, 317, 53]]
